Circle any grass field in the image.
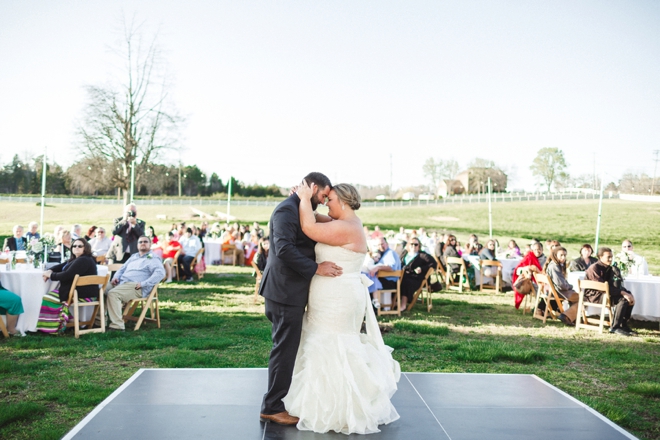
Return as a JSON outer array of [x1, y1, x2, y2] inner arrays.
[[1, 198, 659, 439], [1, 198, 658, 272]]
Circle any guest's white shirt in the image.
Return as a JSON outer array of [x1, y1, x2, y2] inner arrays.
[[90, 237, 112, 256], [180, 235, 202, 256], [627, 252, 649, 275]]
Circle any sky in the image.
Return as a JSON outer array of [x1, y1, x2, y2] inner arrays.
[[1, 0, 659, 191]]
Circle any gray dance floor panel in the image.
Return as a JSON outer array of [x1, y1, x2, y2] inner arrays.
[[62, 369, 636, 440]]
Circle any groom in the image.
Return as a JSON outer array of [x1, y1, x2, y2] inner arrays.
[[259, 172, 343, 425]]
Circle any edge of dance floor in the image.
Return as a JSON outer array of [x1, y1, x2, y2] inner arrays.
[[62, 369, 638, 440]]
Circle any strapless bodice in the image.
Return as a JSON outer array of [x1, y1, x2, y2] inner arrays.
[[315, 243, 366, 274]]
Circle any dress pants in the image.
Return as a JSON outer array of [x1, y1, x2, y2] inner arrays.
[[177, 255, 195, 279], [610, 293, 633, 330], [107, 282, 142, 330], [261, 298, 305, 415]]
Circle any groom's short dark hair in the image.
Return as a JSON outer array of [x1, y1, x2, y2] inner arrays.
[[304, 172, 332, 189]]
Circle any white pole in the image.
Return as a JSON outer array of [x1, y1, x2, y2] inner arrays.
[[594, 173, 605, 250], [40, 147, 47, 237], [226, 177, 232, 225], [487, 177, 493, 238]]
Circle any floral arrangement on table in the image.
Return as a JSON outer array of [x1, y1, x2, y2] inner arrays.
[[27, 234, 56, 267], [614, 252, 636, 278]]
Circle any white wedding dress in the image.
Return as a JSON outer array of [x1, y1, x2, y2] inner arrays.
[[282, 243, 401, 435]]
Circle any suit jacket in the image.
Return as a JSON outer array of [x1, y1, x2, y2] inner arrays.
[[259, 194, 318, 307], [3, 237, 27, 251], [112, 218, 145, 256]]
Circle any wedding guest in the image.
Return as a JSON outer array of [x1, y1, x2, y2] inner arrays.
[[55, 229, 72, 260], [37, 238, 98, 333], [252, 222, 264, 239], [506, 240, 521, 258], [543, 246, 580, 326], [26, 222, 40, 240], [161, 232, 181, 283], [399, 237, 437, 310], [178, 228, 202, 281], [244, 233, 259, 267], [443, 235, 461, 278], [511, 243, 543, 310], [105, 236, 124, 265], [621, 240, 649, 275], [370, 225, 384, 240], [585, 247, 636, 336], [106, 237, 166, 331], [479, 239, 500, 279], [569, 244, 597, 272], [199, 221, 209, 240], [112, 203, 145, 263], [3, 225, 27, 251], [147, 226, 159, 245], [71, 224, 82, 240], [84, 226, 97, 241], [253, 237, 270, 273], [89, 228, 112, 257], [0, 277, 24, 336], [368, 237, 402, 300]]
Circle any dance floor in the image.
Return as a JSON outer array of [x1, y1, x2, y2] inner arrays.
[[62, 369, 636, 440]]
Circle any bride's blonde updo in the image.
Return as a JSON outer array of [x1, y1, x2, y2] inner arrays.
[[333, 184, 361, 211]]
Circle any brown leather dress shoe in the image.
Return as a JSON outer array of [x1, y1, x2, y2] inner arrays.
[[259, 411, 299, 425]]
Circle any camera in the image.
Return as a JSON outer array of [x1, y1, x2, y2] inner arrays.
[[126, 211, 136, 218]]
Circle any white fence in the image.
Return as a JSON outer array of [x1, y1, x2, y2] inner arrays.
[[0, 191, 618, 208]]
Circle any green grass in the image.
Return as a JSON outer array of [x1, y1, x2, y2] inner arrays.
[[1, 199, 660, 438]]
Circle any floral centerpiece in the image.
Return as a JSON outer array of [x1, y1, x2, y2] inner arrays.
[[613, 252, 636, 278], [28, 234, 56, 267]]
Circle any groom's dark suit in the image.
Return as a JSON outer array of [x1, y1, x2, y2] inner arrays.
[[260, 193, 318, 415]]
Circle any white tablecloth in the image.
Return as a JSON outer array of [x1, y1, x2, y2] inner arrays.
[[204, 240, 222, 265], [0, 265, 109, 335], [469, 256, 520, 287], [568, 271, 660, 322]]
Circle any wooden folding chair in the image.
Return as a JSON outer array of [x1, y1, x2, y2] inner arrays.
[[251, 261, 263, 304], [0, 258, 8, 265], [0, 314, 9, 338], [406, 267, 435, 312], [191, 248, 205, 279], [374, 270, 403, 317], [445, 257, 470, 292], [532, 273, 566, 323], [95, 255, 107, 265], [575, 279, 613, 334], [480, 260, 503, 293], [107, 263, 123, 272], [122, 282, 162, 331], [65, 274, 110, 338], [221, 244, 237, 266]]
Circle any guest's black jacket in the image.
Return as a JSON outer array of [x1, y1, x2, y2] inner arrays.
[[584, 261, 630, 304], [50, 255, 98, 302], [400, 250, 438, 298], [569, 256, 597, 272], [3, 237, 27, 251]]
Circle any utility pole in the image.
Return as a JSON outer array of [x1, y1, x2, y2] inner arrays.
[[652, 150, 659, 194], [389, 153, 393, 198], [593, 152, 596, 190]]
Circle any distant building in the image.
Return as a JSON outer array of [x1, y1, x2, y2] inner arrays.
[[437, 179, 465, 197], [455, 168, 507, 194]]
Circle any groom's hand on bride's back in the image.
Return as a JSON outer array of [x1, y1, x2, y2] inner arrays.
[[316, 261, 343, 277]]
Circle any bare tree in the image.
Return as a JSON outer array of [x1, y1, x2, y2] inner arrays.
[[422, 157, 459, 195], [76, 17, 182, 203], [531, 147, 569, 192]]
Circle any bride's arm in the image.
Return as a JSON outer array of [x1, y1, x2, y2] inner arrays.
[[298, 182, 354, 247]]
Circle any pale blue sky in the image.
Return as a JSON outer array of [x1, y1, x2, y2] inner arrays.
[[1, 1, 659, 191]]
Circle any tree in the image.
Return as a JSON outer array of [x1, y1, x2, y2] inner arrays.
[[76, 17, 182, 203], [531, 148, 569, 192], [422, 158, 459, 195]]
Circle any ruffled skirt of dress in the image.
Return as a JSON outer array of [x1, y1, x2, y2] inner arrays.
[[283, 271, 401, 435]]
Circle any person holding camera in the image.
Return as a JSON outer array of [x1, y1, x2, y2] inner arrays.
[[112, 203, 145, 263]]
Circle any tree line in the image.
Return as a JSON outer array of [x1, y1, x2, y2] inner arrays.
[[0, 154, 282, 198]]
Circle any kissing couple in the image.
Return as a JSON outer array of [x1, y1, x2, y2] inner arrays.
[[259, 172, 400, 435]]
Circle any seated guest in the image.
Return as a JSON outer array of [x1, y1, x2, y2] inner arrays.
[[178, 228, 202, 281], [26, 222, 40, 240], [569, 244, 597, 272], [505, 239, 521, 258], [531, 241, 546, 267], [147, 226, 159, 245], [89, 227, 112, 257], [253, 237, 270, 273], [621, 239, 649, 275], [71, 224, 83, 240], [37, 238, 98, 333], [399, 237, 437, 310], [443, 235, 461, 278], [199, 221, 209, 240], [244, 233, 259, 267], [585, 247, 636, 336], [4, 225, 27, 251], [479, 239, 499, 278], [468, 234, 481, 255], [54, 229, 72, 261], [161, 232, 181, 283], [511, 242, 544, 310], [106, 237, 166, 331], [105, 236, 124, 264], [0, 277, 24, 335], [84, 226, 97, 241], [368, 237, 402, 305], [370, 225, 384, 240], [543, 246, 579, 326]]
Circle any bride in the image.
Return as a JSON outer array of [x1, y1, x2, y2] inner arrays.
[[282, 181, 401, 435]]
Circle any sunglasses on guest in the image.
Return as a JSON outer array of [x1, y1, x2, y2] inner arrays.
[[410, 242, 420, 247], [72, 244, 84, 248]]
